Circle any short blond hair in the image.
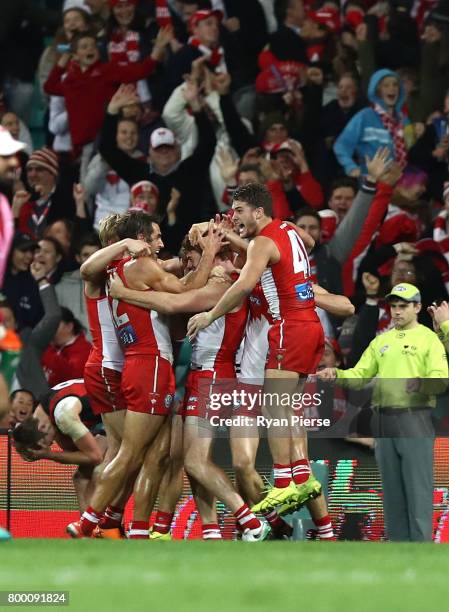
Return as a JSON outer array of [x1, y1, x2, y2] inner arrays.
[[98, 214, 122, 247]]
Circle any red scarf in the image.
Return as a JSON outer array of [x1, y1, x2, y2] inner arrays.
[[155, 0, 172, 27], [188, 37, 226, 72], [374, 103, 408, 169], [108, 30, 140, 64]]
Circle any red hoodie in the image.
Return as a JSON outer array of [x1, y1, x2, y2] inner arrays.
[[44, 57, 158, 149], [42, 333, 92, 388]]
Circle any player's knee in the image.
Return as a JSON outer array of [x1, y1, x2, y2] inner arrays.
[[232, 455, 256, 476], [183, 451, 203, 480]]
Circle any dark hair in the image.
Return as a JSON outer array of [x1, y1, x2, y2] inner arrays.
[[329, 177, 358, 198], [274, 0, 293, 25], [75, 232, 101, 255], [60, 306, 83, 335], [70, 30, 97, 54], [295, 207, 321, 225], [233, 183, 273, 217], [116, 210, 158, 242], [106, 1, 144, 39], [180, 235, 202, 258], [238, 164, 263, 182], [117, 117, 139, 130], [53, 8, 91, 48], [40, 236, 65, 260], [12, 418, 45, 448], [10, 389, 37, 408]]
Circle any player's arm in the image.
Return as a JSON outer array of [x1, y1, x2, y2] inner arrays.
[[80, 239, 151, 283], [37, 432, 105, 466], [160, 257, 183, 275], [151, 244, 219, 294], [286, 221, 315, 252], [187, 237, 272, 339], [313, 284, 355, 317], [50, 397, 104, 465], [109, 274, 230, 314]]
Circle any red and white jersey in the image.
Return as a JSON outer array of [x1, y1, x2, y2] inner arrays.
[[85, 290, 124, 372], [107, 257, 173, 363], [191, 284, 248, 370], [259, 219, 317, 320], [239, 282, 269, 381]]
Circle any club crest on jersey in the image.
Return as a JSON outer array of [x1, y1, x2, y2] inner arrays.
[[294, 281, 313, 301]]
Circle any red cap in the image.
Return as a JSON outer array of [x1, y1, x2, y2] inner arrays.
[[189, 9, 223, 32], [130, 180, 159, 201], [325, 337, 342, 361], [308, 7, 340, 32], [345, 9, 365, 29], [108, 0, 138, 7]]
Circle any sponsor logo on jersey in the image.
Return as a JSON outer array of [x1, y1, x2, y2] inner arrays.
[[118, 325, 138, 346], [295, 281, 313, 301]]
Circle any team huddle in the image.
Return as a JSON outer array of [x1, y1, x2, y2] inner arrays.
[[13, 182, 354, 541]]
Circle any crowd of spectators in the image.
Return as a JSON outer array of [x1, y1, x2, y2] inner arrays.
[[1, 0, 449, 428]]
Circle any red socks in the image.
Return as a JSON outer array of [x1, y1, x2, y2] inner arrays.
[[263, 509, 284, 530], [314, 515, 334, 540], [99, 505, 123, 529], [153, 511, 173, 535], [202, 523, 222, 540], [79, 506, 102, 536], [273, 464, 292, 488], [234, 504, 261, 531], [291, 459, 311, 485], [128, 521, 149, 539]]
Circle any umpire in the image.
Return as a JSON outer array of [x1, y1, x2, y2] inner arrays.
[[320, 283, 449, 541]]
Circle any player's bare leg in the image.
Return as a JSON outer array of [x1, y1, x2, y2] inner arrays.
[[230, 419, 293, 539], [230, 423, 263, 505], [252, 370, 321, 514], [70, 412, 166, 537], [189, 477, 221, 539], [72, 466, 95, 512], [151, 415, 184, 539], [183, 417, 270, 541], [129, 419, 171, 538]]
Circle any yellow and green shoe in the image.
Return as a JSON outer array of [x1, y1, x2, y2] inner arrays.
[[251, 481, 300, 514], [149, 529, 172, 541]]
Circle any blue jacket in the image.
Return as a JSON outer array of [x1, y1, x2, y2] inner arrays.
[[333, 69, 408, 175]]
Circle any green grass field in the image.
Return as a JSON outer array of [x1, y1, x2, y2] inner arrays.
[[0, 540, 445, 612]]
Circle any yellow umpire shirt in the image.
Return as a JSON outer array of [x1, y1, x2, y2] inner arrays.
[[336, 324, 449, 408]]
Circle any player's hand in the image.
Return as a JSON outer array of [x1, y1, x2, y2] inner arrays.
[[107, 271, 125, 299], [316, 367, 337, 380], [124, 238, 151, 258], [188, 221, 212, 246], [405, 378, 421, 393], [200, 219, 228, 255], [428, 301, 449, 332], [187, 311, 213, 341], [108, 84, 140, 114]]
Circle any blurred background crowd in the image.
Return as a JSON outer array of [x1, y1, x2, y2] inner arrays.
[[1, 0, 449, 427]]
